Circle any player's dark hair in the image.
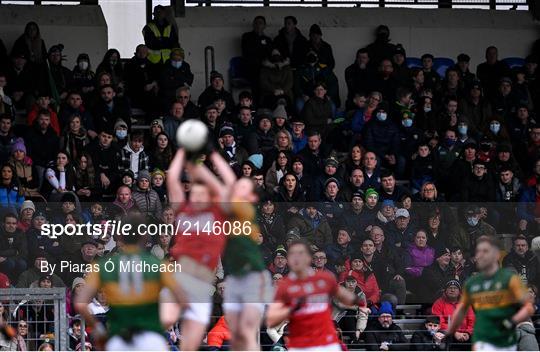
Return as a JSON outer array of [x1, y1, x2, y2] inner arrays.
[[288, 239, 312, 256]]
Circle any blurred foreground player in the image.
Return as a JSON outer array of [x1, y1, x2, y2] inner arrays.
[[266, 240, 368, 351], [75, 214, 186, 351], [223, 177, 273, 350], [164, 148, 236, 351], [446, 236, 534, 351]]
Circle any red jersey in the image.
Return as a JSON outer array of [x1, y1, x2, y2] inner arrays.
[[169, 203, 226, 270], [274, 269, 340, 348]]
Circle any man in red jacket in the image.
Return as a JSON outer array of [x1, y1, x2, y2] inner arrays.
[[431, 279, 475, 350]]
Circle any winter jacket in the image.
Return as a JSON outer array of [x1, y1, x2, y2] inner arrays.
[[207, 316, 231, 349], [26, 227, 63, 261], [25, 125, 60, 167], [453, 221, 496, 258], [431, 295, 475, 334], [324, 243, 354, 266], [371, 245, 409, 292], [273, 27, 309, 68], [420, 263, 454, 303], [363, 118, 400, 158], [119, 145, 150, 178], [257, 212, 287, 248], [0, 229, 27, 260], [158, 60, 194, 105], [410, 330, 446, 351], [132, 186, 162, 219], [91, 97, 132, 133], [339, 269, 380, 304], [516, 321, 539, 351], [460, 174, 496, 202], [0, 182, 24, 213], [364, 321, 408, 351], [301, 96, 333, 132], [405, 244, 435, 278], [287, 208, 333, 249], [86, 139, 121, 182], [259, 58, 294, 103], [517, 186, 539, 223], [502, 250, 540, 286]]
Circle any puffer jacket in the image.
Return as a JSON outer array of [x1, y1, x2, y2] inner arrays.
[[431, 294, 475, 334], [287, 208, 333, 249], [132, 185, 162, 219], [405, 244, 435, 277]]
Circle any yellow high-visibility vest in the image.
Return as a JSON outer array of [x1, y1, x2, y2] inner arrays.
[[145, 22, 172, 64]]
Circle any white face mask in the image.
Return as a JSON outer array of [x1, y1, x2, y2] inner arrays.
[[171, 60, 183, 69], [78, 61, 89, 70], [377, 112, 387, 121]]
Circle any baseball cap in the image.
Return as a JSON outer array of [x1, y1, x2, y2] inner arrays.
[[395, 208, 410, 218]]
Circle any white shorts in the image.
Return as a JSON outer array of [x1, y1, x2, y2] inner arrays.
[[288, 343, 342, 351], [473, 341, 517, 351], [169, 271, 214, 326], [224, 271, 273, 313], [106, 331, 168, 351]]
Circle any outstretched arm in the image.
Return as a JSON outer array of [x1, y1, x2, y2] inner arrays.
[[209, 151, 237, 188], [167, 149, 186, 209]]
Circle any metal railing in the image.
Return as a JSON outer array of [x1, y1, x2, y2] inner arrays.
[[0, 288, 68, 351], [185, 0, 529, 8]]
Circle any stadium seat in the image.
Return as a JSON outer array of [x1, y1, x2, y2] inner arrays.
[[228, 56, 251, 89], [405, 57, 422, 69], [433, 57, 455, 79], [502, 57, 526, 69]]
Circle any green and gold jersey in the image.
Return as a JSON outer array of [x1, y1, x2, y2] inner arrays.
[[460, 268, 528, 347], [85, 247, 177, 337], [222, 201, 266, 277]]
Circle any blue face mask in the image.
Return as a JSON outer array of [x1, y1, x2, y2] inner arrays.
[[490, 123, 501, 134], [445, 138, 456, 147], [402, 118, 413, 128], [171, 60, 183, 69], [458, 125, 468, 135], [377, 112, 387, 121], [423, 106, 432, 113], [467, 217, 479, 227], [116, 130, 127, 139]]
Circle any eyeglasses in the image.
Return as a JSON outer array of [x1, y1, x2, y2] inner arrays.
[[313, 256, 327, 260], [18, 324, 27, 328], [424, 188, 436, 192]]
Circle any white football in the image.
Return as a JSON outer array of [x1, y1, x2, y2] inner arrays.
[[176, 119, 208, 151]]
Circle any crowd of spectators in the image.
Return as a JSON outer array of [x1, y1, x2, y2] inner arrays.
[[0, 9, 539, 351]]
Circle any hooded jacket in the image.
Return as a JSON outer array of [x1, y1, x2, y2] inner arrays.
[[431, 294, 475, 333], [287, 208, 332, 249], [516, 321, 539, 351], [405, 244, 435, 278], [502, 250, 539, 286], [120, 144, 150, 178]]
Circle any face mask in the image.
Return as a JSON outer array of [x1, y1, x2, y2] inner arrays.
[[171, 60, 183, 69], [423, 106, 432, 113], [458, 125, 468, 135], [376, 112, 387, 121], [490, 123, 501, 134], [78, 61, 89, 70], [116, 130, 127, 139], [445, 138, 456, 147], [467, 217, 479, 226], [402, 118, 413, 128], [110, 59, 118, 66]]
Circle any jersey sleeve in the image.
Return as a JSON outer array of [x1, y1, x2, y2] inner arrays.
[[509, 274, 528, 303], [274, 280, 290, 306], [328, 273, 339, 296], [459, 282, 471, 307]]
